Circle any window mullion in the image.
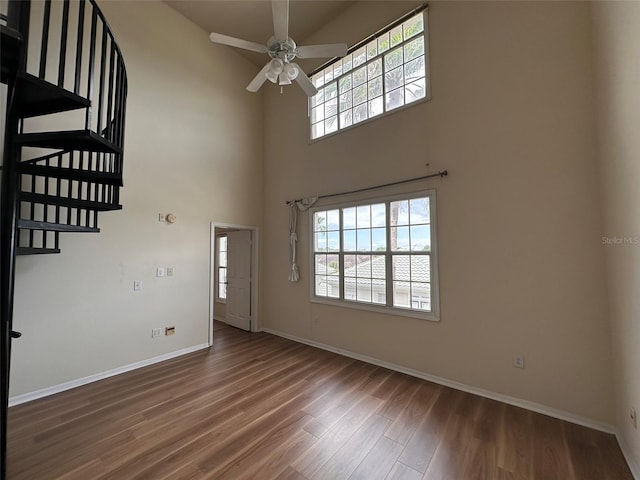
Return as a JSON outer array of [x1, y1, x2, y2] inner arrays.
[[385, 201, 393, 307], [339, 208, 345, 300], [382, 49, 387, 114]]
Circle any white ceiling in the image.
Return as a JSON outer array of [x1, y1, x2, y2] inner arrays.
[[165, 0, 357, 68]]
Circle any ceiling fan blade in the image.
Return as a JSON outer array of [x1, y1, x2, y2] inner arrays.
[[272, 0, 289, 42], [209, 32, 268, 54], [291, 64, 318, 97], [297, 43, 348, 59], [247, 61, 272, 92]]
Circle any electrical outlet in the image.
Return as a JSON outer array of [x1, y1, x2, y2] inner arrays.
[[151, 328, 162, 338], [166, 267, 174, 277], [133, 280, 142, 291], [513, 355, 525, 369], [156, 267, 165, 277], [631, 408, 637, 429], [165, 326, 176, 336]]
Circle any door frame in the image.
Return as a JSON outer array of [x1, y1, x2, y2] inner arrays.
[[209, 222, 260, 344]]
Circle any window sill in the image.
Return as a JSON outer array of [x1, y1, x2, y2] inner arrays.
[[310, 296, 440, 322]]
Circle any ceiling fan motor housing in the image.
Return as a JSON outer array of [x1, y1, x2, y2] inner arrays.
[[267, 36, 299, 62]]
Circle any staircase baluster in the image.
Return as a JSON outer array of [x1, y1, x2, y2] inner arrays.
[[29, 174, 35, 247], [97, 24, 107, 134], [67, 152, 73, 224], [55, 154, 62, 223], [73, 0, 85, 95], [85, 8, 97, 131], [77, 151, 84, 226], [113, 63, 122, 164], [106, 42, 115, 142], [39, 0, 52, 79], [57, 0, 70, 87], [100, 154, 106, 203]]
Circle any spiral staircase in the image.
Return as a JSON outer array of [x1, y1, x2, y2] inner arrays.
[[0, 0, 128, 476]]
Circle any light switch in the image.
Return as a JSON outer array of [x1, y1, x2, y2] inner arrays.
[[156, 267, 165, 277]]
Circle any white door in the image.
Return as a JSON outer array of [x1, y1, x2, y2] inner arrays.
[[225, 230, 252, 331]]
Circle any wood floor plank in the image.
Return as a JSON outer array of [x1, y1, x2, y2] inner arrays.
[[397, 387, 462, 473], [564, 422, 608, 480], [348, 434, 405, 480], [230, 428, 317, 480], [291, 394, 384, 478], [456, 397, 503, 480], [200, 413, 315, 479], [530, 413, 573, 480], [5, 321, 634, 480], [311, 413, 390, 480], [385, 462, 424, 480], [377, 375, 421, 420], [385, 382, 440, 445], [301, 362, 379, 438], [497, 404, 533, 478], [422, 412, 475, 480], [597, 430, 635, 480], [276, 466, 309, 480]]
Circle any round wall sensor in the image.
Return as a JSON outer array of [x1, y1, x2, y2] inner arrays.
[[166, 213, 177, 224]]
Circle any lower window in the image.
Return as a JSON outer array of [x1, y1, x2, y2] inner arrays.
[[310, 190, 439, 320]]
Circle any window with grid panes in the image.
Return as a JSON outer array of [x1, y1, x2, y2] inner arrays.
[[217, 235, 228, 301], [309, 8, 429, 140], [310, 190, 439, 321]]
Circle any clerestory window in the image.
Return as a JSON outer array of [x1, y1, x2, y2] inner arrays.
[[309, 7, 430, 140]]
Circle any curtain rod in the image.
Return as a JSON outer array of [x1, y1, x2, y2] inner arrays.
[[286, 170, 448, 205], [310, 2, 429, 77]]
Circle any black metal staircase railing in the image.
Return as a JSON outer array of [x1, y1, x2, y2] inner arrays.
[[1, 0, 128, 477], [23, 0, 128, 144]]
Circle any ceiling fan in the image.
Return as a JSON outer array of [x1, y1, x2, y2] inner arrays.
[[209, 0, 348, 96]]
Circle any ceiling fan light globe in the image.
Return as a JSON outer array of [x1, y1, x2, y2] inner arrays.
[[283, 63, 299, 80], [265, 70, 278, 83], [269, 58, 284, 75], [278, 71, 292, 85]]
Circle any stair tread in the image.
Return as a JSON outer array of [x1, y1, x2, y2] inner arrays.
[[16, 130, 122, 154], [14, 72, 90, 118], [17, 247, 61, 256], [18, 163, 123, 186], [20, 192, 122, 211], [17, 219, 100, 233]]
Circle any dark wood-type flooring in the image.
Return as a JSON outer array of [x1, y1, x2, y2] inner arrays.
[[7, 321, 633, 479]]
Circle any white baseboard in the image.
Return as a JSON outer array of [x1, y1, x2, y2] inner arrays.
[[9, 343, 210, 407], [616, 432, 640, 480], [260, 327, 616, 434]]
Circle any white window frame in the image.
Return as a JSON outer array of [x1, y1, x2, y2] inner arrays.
[[216, 234, 228, 303], [309, 189, 440, 321], [308, 7, 430, 142]]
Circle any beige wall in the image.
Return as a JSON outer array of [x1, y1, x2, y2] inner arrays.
[[592, 1, 640, 470], [9, 0, 263, 396], [262, 1, 614, 424]]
